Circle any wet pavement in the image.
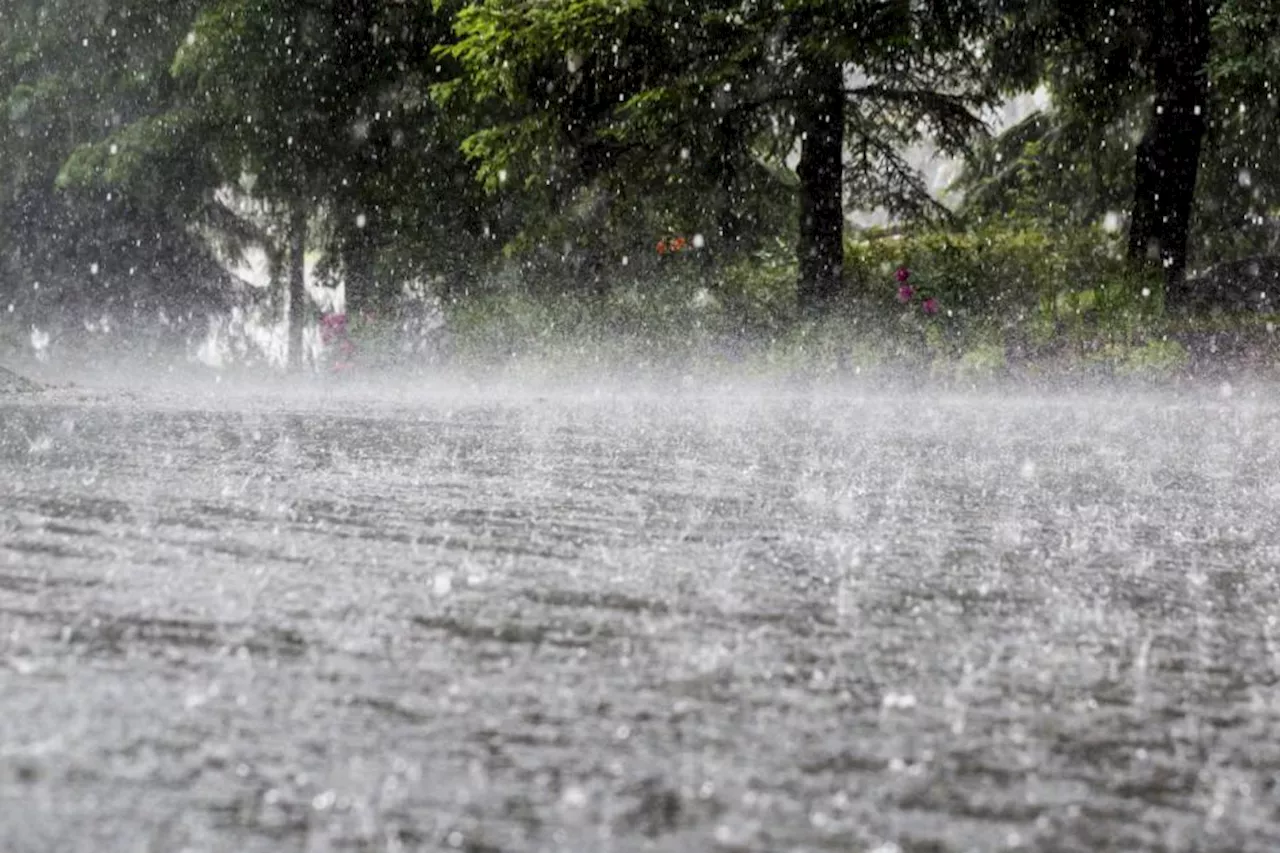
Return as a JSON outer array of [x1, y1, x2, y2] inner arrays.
[[2, 377, 1280, 852]]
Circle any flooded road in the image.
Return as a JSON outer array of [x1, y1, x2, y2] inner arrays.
[[2, 378, 1280, 852]]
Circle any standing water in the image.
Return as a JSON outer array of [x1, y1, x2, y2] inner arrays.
[[2, 377, 1278, 852]]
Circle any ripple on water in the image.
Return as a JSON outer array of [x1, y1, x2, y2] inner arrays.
[[3, 387, 1280, 852]]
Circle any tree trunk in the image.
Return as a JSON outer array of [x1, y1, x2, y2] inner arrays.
[[340, 222, 379, 314], [287, 204, 307, 371], [330, 0, 382, 315], [796, 58, 845, 314], [1127, 0, 1213, 307], [714, 114, 745, 256]]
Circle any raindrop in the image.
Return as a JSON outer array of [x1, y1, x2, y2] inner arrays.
[[882, 692, 917, 710]]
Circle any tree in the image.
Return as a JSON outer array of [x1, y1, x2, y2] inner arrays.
[[1127, 0, 1215, 299], [441, 0, 991, 312], [972, 0, 1271, 305], [1, 0, 231, 344], [59, 0, 501, 369], [1199, 0, 1280, 260]]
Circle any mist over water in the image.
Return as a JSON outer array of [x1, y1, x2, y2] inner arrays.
[[3, 364, 1279, 852]]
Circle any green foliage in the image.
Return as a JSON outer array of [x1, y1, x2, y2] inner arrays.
[[442, 276, 738, 373], [1097, 338, 1189, 378], [956, 340, 1008, 379], [846, 223, 1134, 311], [955, 110, 1137, 228], [54, 0, 507, 317], [430, 220, 1209, 379], [843, 222, 1172, 365], [439, 0, 993, 283], [0, 0, 230, 330], [964, 1, 1280, 269], [1199, 0, 1280, 260], [2, 0, 1278, 379], [713, 239, 800, 333]]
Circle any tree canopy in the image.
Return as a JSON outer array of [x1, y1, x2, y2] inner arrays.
[[440, 0, 992, 308], [2, 0, 1279, 362], [962, 0, 1280, 300]]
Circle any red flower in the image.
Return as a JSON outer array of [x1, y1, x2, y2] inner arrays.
[[672, 236, 687, 252], [656, 240, 667, 255], [895, 267, 910, 282], [897, 284, 915, 303], [921, 297, 939, 315]]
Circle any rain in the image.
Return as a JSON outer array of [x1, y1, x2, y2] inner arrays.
[[3, 2, 1280, 852]]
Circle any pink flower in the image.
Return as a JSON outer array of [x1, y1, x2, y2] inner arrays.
[[319, 313, 348, 344], [895, 267, 910, 282], [897, 284, 915, 303], [921, 297, 939, 315]]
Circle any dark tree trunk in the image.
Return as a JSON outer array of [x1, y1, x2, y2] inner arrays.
[[330, 0, 384, 315], [340, 222, 380, 314], [1127, 0, 1213, 307], [796, 58, 845, 314], [287, 204, 307, 372], [714, 114, 745, 255]]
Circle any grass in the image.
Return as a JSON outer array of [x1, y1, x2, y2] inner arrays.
[[423, 271, 1280, 387], [6, 224, 1280, 386]]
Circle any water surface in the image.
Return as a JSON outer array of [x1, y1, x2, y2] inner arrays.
[[2, 379, 1279, 852]]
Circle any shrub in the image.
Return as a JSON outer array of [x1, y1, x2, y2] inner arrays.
[[845, 222, 1165, 359]]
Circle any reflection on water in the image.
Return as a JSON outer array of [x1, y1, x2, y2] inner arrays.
[[2, 385, 1279, 852]]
